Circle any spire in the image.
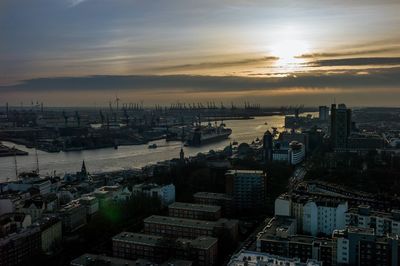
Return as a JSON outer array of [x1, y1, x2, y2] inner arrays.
[[180, 147, 185, 161], [81, 160, 87, 175]]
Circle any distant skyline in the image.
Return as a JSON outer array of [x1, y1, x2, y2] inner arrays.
[[1, 0, 400, 106]]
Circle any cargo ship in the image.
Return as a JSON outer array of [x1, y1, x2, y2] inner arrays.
[[185, 122, 232, 146]]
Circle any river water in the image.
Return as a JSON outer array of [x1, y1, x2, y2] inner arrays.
[[0, 115, 285, 181]]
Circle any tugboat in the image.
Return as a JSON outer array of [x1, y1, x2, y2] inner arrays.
[[185, 121, 232, 146]]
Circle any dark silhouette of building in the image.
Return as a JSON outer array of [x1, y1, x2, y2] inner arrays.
[[263, 131, 273, 162], [330, 104, 352, 150]]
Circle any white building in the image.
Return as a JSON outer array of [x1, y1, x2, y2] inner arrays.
[[132, 183, 175, 206], [345, 205, 400, 236], [290, 141, 305, 165], [227, 250, 321, 266], [78, 196, 99, 216], [303, 200, 348, 236], [275, 194, 348, 236], [272, 141, 305, 165]]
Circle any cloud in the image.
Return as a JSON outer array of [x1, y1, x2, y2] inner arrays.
[[308, 57, 400, 67], [297, 47, 400, 58], [69, 0, 89, 7], [150, 56, 278, 72], [1, 67, 400, 94]]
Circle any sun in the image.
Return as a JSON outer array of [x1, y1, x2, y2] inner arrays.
[[270, 40, 310, 68]]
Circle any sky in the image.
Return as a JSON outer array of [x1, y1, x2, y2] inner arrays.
[[1, 0, 400, 107]]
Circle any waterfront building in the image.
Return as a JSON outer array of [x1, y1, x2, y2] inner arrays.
[[168, 202, 221, 221], [112, 232, 218, 265], [193, 192, 233, 216], [330, 103, 352, 150], [132, 183, 175, 206], [143, 215, 238, 241], [227, 250, 322, 266], [7, 177, 52, 195], [225, 170, 267, 210], [345, 205, 400, 236]]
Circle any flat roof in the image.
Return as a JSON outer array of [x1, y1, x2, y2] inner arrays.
[[226, 169, 265, 175], [193, 192, 233, 200], [169, 202, 221, 213], [70, 253, 148, 266], [144, 215, 237, 230], [112, 232, 217, 249]]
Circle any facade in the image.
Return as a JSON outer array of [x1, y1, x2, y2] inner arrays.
[[78, 196, 99, 216], [0, 213, 31, 236], [132, 183, 175, 206], [272, 148, 290, 163], [0, 227, 41, 266], [7, 178, 52, 195], [263, 130, 273, 162], [143, 215, 238, 242], [225, 170, 267, 210], [319, 106, 329, 121], [330, 103, 352, 150], [112, 232, 218, 265], [333, 227, 400, 266], [345, 205, 400, 236], [193, 192, 233, 216], [36, 216, 62, 253], [347, 133, 385, 151], [303, 200, 348, 236], [228, 250, 322, 266], [168, 202, 221, 221], [256, 217, 333, 266], [275, 194, 348, 236], [58, 201, 87, 233], [290, 141, 306, 165]]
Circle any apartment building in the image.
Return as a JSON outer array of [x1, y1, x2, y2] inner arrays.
[[112, 232, 218, 265], [143, 215, 238, 242], [193, 192, 233, 216], [168, 202, 221, 221]]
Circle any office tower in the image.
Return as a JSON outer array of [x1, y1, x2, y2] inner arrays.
[[318, 106, 329, 121], [330, 103, 352, 150], [263, 130, 273, 162]]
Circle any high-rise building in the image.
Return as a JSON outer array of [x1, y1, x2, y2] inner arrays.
[[318, 106, 329, 121], [225, 170, 267, 210], [263, 131, 273, 162], [330, 103, 352, 150]]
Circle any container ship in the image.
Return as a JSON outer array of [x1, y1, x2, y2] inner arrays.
[[185, 122, 232, 146]]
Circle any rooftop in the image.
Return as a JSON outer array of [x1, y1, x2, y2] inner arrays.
[[193, 192, 233, 200], [70, 253, 149, 266], [112, 232, 217, 249], [227, 250, 322, 266], [144, 215, 237, 230], [169, 202, 221, 213], [226, 169, 265, 176]]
